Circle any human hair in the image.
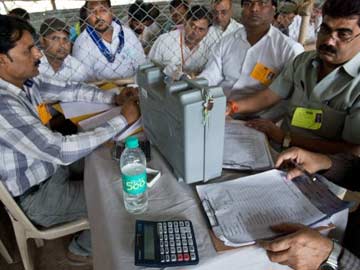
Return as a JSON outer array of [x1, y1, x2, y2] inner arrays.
[[241, 0, 278, 8], [322, 0, 360, 27], [185, 5, 212, 24], [0, 15, 36, 55], [128, 0, 157, 22], [212, 0, 232, 6], [170, 0, 189, 10], [8, 8, 30, 21], [84, 0, 111, 8], [79, 5, 88, 32]]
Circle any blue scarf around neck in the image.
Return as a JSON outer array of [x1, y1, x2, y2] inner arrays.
[[86, 19, 125, 63]]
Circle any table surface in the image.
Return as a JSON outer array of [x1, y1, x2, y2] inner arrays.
[[84, 145, 347, 270]]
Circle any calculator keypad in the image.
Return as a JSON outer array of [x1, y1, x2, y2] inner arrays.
[[157, 220, 197, 264]]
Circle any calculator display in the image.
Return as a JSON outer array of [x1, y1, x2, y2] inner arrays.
[[144, 224, 155, 260]]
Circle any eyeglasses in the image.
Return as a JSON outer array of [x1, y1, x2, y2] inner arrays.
[[242, 0, 271, 8], [318, 25, 360, 44]]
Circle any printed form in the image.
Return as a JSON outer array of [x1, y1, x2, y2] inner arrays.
[[223, 121, 274, 170], [197, 170, 327, 246]]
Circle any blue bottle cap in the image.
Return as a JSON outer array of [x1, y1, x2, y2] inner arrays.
[[125, 136, 139, 149]]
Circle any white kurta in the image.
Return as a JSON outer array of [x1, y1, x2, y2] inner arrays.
[[204, 18, 243, 48], [199, 26, 304, 120], [288, 15, 322, 44], [148, 29, 211, 74], [72, 21, 146, 81], [38, 54, 91, 82]]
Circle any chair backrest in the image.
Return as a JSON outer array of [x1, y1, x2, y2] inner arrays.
[[0, 182, 38, 232]]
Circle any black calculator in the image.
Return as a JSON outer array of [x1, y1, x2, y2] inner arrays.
[[135, 220, 199, 267]]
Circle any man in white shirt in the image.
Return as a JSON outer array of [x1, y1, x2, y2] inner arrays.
[[73, 0, 146, 81], [39, 17, 90, 82], [199, 0, 304, 120], [205, 0, 242, 46], [149, 5, 212, 77], [162, 0, 189, 33], [289, 3, 323, 44], [127, 1, 161, 54]]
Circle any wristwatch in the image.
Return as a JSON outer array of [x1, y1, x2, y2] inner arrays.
[[320, 240, 343, 270], [282, 132, 291, 149]]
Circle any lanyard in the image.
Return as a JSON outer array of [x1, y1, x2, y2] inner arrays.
[[86, 19, 125, 63], [179, 31, 199, 72]]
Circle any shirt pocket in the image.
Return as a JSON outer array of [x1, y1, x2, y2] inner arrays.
[[315, 104, 347, 140]]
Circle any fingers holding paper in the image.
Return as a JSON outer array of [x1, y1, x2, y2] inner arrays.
[[275, 147, 332, 180], [246, 119, 285, 144], [259, 223, 333, 270]]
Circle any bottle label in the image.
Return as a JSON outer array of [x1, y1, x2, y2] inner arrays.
[[122, 172, 147, 195]]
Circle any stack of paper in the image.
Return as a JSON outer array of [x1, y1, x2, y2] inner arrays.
[[196, 170, 350, 247], [223, 121, 273, 170], [78, 107, 142, 141], [59, 102, 115, 119]]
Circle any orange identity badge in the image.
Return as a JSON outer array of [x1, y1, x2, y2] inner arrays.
[[37, 103, 52, 125], [250, 63, 276, 86]]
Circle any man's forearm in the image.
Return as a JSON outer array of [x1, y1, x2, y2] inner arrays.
[[230, 89, 281, 115], [289, 134, 360, 155]]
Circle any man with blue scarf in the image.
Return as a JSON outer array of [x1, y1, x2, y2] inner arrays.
[[73, 0, 146, 81]]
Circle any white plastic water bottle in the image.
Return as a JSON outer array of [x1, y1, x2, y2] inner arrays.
[[120, 136, 148, 214]]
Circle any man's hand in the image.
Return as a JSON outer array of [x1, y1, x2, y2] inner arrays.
[[121, 97, 140, 125], [276, 147, 332, 180], [246, 119, 285, 144], [259, 223, 333, 270], [115, 87, 139, 106]]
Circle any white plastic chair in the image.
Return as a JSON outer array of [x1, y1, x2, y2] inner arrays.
[[0, 238, 13, 264], [0, 182, 90, 270]]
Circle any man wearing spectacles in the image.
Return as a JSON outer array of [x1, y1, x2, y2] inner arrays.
[[205, 0, 242, 46], [199, 0, 304, 120], [227, 0, 360, 155]]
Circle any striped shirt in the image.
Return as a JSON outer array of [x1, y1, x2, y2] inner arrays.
[[340, 249, 360, 270], [0, 77, 127, 197]]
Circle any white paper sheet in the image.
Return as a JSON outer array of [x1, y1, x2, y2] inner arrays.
[[60, 102, 114, 119], [78, 107, 121, 131], [223, 121, 273, 170], [113, 118, 142, 141], [196, 170, 327, 246], [78, 108, 142, 142]]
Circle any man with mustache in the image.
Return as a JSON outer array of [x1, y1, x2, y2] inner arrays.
[[39, 17, 90, 82], [199, 0, 304, 120], [0, 15, 140, 265], [73, 0, 146, 81], [149, 5, 212, 77], [227, 0, 360, 155]]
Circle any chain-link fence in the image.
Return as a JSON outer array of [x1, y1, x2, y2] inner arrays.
[[1, 0, 321, 84], [1, 0, 243, 83]]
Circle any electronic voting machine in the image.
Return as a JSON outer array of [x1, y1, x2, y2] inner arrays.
[[137, 64, 226, 184]]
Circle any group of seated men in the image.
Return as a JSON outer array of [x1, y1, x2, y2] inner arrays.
[[1, 0, 360, 268]]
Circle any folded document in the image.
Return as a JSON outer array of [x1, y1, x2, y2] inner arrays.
[[196, 169, 350, 247]]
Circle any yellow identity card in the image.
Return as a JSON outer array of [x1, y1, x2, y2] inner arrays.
[[250, 63, 276, 85], [291, 107, 322, 130], [37, 103, 52, 125]]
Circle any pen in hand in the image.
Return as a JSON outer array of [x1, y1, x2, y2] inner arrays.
[[288, 159, 317, 183]]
